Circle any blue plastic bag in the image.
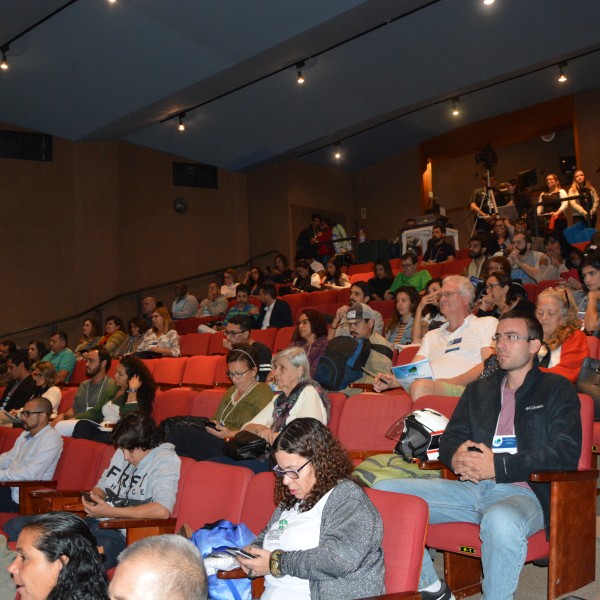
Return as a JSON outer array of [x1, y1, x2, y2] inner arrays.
[[192, 519, 255, 600]]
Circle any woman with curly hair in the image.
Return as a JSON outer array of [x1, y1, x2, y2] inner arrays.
[[291, 309, 329, 377], [535, 287, 588, 383], [384, 286, 420, 346], [9, 511, 107, 599], [233, 417, 384, 599], [70, 354, 157, 443]]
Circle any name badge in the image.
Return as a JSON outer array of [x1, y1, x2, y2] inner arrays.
[[492, 435, 517, 454]]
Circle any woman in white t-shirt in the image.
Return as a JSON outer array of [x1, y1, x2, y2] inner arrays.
[[234, 418, 384, 600]]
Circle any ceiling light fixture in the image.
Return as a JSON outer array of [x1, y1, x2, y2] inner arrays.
[[1, 46, 9, 71], [178, 114, 186, 132], [451, 97, 460, 116], [296, 62, 305, 85], [333, 143, 342, 160], [557, 62, 567, 83], [483, 0, 495, 5]]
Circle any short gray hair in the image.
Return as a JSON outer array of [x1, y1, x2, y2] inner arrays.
[[273, 346, 310, 381], [118, 535, 207, 599], [443, 275, 475, 305]]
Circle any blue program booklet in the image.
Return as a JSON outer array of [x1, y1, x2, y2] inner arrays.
[[391, 359, 434, 393]]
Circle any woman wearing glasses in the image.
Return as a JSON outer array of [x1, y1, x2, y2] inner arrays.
[[136, 306, 181, 358], [166, 345, 273, 461], [234, 418, 384, 599], [291, 310, 329, 377], [476, 272, 535, 319], [535, 287, 587, 383], [30, 361, 61, 415]]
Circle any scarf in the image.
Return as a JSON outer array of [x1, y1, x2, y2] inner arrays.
[[271, 379, 331, 433]]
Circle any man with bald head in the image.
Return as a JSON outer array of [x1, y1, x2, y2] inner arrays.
[[109, 535, 207, 600], [141, 296, 158, 328], [0, 397, 62, 511]]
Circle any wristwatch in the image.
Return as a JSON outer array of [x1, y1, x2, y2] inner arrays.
[[270, 549, 284, 578]]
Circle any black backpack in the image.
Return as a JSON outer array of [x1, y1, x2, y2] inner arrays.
[[314, 337, 371, 391]]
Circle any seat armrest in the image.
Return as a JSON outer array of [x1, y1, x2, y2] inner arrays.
[[349, 383, 375, 391], [530, 468, 599, 483], [29, 489, 82, 499], [217, 567, 247, 580], [0, 480, 57, 488], [99, 517, 177, 530]]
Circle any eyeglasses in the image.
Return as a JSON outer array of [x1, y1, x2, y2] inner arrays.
[[491, 333, 534, 343], [486, 283, 502, 290], [296, 319, 309, 326], [542, 287, 571, 310], [31, 372, 44, 379], [226, 368, 251, 379], [272, 459, 311, 479], [225, 329, 247, 337], [436, 291, 459, 300], [21, 410, 48, 418]]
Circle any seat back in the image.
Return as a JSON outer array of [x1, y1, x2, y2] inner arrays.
[[365, 488, 428, 593], [180, 333, 211, 356], [394, 345, 420, 366], [68, 361, 88, 386], [181, 355, 221, 388], [175, 461, 253, 530], [413, 395, 461, 420], [208, 332, 227, 355], [578, 393, 594, 470], [214, 355, 230, 387], [441, 258, 470, 277], [327, 392, 347, 438], [273, 327, 295, 353], [348, 263, 374, 276], [420, 263, 442, 278], [251, 329, 277, 351], [58, 387, 78, 413], [140, 359, 158, 375], [0, 428, 22, 453], [278, 293, 308, 317], [152, 388, 197, 424], [240, 472, 277, 536], [54, 438, 111, 491], [170, 457, 195, 518], [306, 290, 337, 306], [192, 388, 228, 418], [369, 300, 395, 319], [153, 357, 189, 387], [336, 393, 413, 452], [336, 287, 351, 305], [585, 336, 600, 360]]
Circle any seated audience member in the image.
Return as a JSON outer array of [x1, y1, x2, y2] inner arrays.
[[423, 224, 455, 264], [476, 272, 536, 319], [0, 397, 62, 512], [171, 284, 199, 320], [166, 346, 273, 461], [367, 259, 394, 301], [291, 260, 321, 293], [115, 317, 149, 357], [198, 284, 259, 333], [74, 318, 101, 357], [296, 250, 326, 281], [321, 259, 351, 290], [386, 252, 431, 298], [507, 232, 548, 285], [330, 282, 384, 338], [140, 296, 158, 328], [375, 276, 497, 400], [256, 284, 293, 329], [341, 304, 393, 396], [475, 255, 527, 304], [0, 340, 16, 385], [463, 234, 489, 279], [27, 340, 48, 364], [52, 346, 118, 434], [266, 253, 295, 285], [109, 535, 207, 600], [234, 418, 384, 599], [291, 310, 329, 377], [98, 316, 129, 357], [209, 347, 329, 473], [137, 306, 180, 357], [222, 315, 272, 381], [489, 218, 512, 255], [243, 267, 266, 296], [70, 355, 157, 443], [30, 362, 62, 414], [374, 311, 581, 600], [535, 287, 588, 383], [411, 278, 445, 343], [221, 269, 239, 299], [384, 286, 421, 346], [576, 251, 600, 331], [0, 350, 38, 426], [197, 281, 229, 318], [42, 332, 76, 383], [540, 231, 572, 275], [9, 512, 108, 600]]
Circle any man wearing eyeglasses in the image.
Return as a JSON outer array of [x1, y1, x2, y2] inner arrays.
[[374, 311, 581, 600], [0, 397, 62, 512], [222, 315, 272, 382], [375, 275, 497, 400], [197, 285, 259, 334], [0, 350, 38, 426]]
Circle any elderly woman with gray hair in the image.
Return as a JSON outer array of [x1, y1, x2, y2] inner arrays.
[[209, 346, 330, 473]]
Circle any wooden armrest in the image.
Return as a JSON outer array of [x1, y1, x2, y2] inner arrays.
[[349, 383, 375, 391], [349, 450, 392, 460], [418, 460, 445, 471], [30, 489, 82, 499], [217, 567, 248, 580], [530, 468, 599, 483], [63, 503, 85, 512], [0, 480, 57, 488], [99, 517, 176, 530]]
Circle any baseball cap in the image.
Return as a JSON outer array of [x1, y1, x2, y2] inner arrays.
[[346, 303, 374, 323]]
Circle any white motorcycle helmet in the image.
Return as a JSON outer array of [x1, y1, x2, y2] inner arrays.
[[385, 408, 449, 463]]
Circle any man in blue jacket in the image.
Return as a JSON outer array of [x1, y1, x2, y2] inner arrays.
[[374, 311, 581, 600]]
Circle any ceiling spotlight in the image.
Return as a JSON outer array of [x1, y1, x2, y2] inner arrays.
[[483, 0, 494, 5], [451, 97, 460, 116], [557, 62, 567, 83], [296, 62, 305, 85], [1, 46, 9, 71], [333, 143, 341, 160], [108, 0, 117, 3], [178, 114, 186, 132]]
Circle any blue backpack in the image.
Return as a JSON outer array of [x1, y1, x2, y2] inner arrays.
[[192, 519, 255, 600]]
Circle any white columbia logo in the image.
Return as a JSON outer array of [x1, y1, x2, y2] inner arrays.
[[525, 405, 543, 411]]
